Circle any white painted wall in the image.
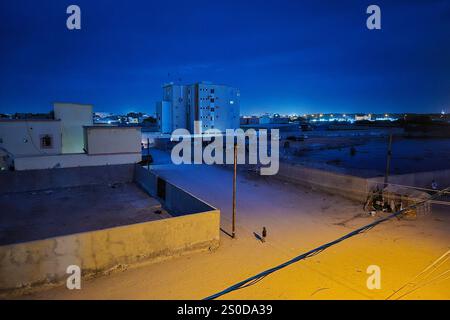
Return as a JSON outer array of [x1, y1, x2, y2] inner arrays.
[[156, 82, 240, 133], [84, 127, 141, 155], [53, 103, 93, 153], [0, 120, 62, 156], [14, 153, 141, 171], [156, 101, 173, 134], [187, 83, 240, 132]]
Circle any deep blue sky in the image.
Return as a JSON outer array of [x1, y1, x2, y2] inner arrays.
[[0, 0, 449, 115]]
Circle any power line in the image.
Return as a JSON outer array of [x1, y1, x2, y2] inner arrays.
[[367, 181, 450, 195], [217, 201, 373, 298], [386, 250, 450, 300], [204, 186, 450, 300]]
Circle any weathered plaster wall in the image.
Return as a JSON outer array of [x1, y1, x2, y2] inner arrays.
[[0, 210, 219, 292], [53, 103, 93, 154], [367, 169, 450, 190], [276, 163, 369, 202], [13, 152, 141, 171], [134, 165, 215, 215], [0, 120, 62, 156], [0, 165, 220, 293], [84, 127, 141, 155], [0, 164, 134, 193], [276, 163, 449, 203]]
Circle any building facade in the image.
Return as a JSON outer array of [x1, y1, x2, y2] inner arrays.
[[156, 82, 240, 133], [0, 119, 62, 157], [54, 102, 93, 153], [0, 103, 142, 171]]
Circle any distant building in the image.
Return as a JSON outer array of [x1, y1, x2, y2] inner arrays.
[[259, 114, 271, 124], [374, 113, 397, 121], [94, 112, 114, 119], [95, 116, 121, 125], [156, 81, 240, 134], [355, 114, 372, 121], [127, 117, 139, 124], [272, 114, 290, 124], [240, 116, 259, 125]]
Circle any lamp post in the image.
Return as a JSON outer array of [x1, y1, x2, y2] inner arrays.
[[384, 133, 393, 188], [147, 137, 150, 171], [232, 142, 237, 238]]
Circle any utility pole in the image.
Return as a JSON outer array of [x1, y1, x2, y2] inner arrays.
[[384, 133, 393, 188], [147, 137, 150, 171], [232, 142, 237, 238]]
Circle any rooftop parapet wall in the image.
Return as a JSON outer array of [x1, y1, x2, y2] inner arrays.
[[0, 164, 220, 294], [277, 162, 369, 202], [134, 165, 216, 215], [13, 152, 141, 171], [367, 169, 450, 191], [276, 163, 450, 203], [0, 164, 134, 194], [0, 209, 220, 293]]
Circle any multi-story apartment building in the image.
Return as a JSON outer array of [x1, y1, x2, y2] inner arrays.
[[156, 81, 240, 133]]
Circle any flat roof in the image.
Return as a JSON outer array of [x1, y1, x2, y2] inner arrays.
[[0, 182, 169, 246], [53, 102, 93, 107], [162, 81, 238, 89], [0, 119, 59, 122], [84, 125, 142, 129]]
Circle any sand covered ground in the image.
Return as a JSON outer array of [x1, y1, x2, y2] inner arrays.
[[18, 163, 450, 300]]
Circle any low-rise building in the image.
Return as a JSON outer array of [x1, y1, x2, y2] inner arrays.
[[0, 103, 142, 170], [355, 114, 373, 121], [240, 116, 259, 125], [0, 119, 62, 157], [259, 114, 272, 124]]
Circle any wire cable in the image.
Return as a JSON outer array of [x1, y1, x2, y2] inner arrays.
[[394, 270, 450, 300], [386, 250, 450, 300], [204, 186, 450, 300]]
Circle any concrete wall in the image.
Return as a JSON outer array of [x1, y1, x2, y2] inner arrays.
[[0, 164, 220, 293], [0, 210, 220, 292], [134, 165, 215, 215], [0, 164, 134, 194], [277, 162, 369, 202], [53, 103, 93, 154], [367, 169, 450, 190], [84, 126, 141, 155], [0, 120, 62, 156], [13, 153, 141, 171], [156, 100, 173, 134], [276, 163, 450, 203]]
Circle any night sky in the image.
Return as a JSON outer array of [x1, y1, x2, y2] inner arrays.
[[0, 0, 449, 115]]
